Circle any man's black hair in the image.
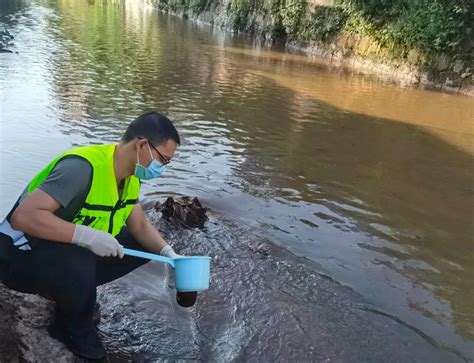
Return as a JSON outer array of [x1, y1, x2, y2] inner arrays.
[[122, 111, 180, 146]]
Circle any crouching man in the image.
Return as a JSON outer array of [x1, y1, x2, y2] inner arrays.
[[0, 111, 182, 360]]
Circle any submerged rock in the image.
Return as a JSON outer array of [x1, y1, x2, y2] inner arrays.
[[155, 196, 208, 229], [0, 29, 14, 39], [0, 28, 15, 53]]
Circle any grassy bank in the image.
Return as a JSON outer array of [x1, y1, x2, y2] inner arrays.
[[150, 0, 473, 93]]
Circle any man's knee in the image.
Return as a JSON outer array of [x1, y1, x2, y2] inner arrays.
[[57, 245, 97, 286], [30, 243, 98, 305]]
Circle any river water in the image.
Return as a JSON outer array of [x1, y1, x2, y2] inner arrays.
[[0, 0, 473, 361]]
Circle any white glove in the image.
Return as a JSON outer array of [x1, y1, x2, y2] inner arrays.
[[159, 244, 182, 259], [72, 224, 124, 258]]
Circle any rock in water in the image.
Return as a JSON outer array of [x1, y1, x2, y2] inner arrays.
[[155, 196, 208, 229], [0, 28, 15, 52]]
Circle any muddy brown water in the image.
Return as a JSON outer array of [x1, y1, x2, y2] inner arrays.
[[0, 0, 473, 361]]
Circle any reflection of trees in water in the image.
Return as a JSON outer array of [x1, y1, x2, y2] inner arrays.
[[44, 0, 171, 136], [0, 0, 30, 22], [41, 0, 473, 341]]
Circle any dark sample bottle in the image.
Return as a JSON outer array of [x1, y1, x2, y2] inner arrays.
[[176, 291, 198, 307]]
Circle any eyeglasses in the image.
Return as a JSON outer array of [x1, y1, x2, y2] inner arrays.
[[138, 137, 171, 165]]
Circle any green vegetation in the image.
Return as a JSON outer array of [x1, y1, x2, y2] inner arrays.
[[229, 0, 261, 29], [298, 6, 348, 42], [278, 0, 470, 55], [340, 0, 472, 54], [155, 0, 472, 62], [156, 0, 212, 13]]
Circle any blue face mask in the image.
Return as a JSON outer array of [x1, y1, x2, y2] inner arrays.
[[134, 144, 166, 180]]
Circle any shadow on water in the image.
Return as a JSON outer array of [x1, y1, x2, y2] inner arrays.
[[0, 0, 473, 360], [203, 74, 474, 354]]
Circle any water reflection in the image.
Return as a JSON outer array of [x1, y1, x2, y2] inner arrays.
[[1, 0, 473, 358], [212, 46, 474, 151]]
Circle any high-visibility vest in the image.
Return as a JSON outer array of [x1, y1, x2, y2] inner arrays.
[[27, 144, 140, 236]]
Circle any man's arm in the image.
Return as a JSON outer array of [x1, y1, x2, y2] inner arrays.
[[126, 203, 170, 255], [11, 188, 123, 257], [10, 156, 123, 257], [10, 157, 92, 243], [10, 188, 75, 243]]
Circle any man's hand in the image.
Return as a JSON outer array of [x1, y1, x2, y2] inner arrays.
[[72, 224, 124, 258], [160, 244, 182, 259], [127, 204, 177, 255]]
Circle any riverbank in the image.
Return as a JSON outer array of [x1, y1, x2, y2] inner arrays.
[[144, 0, 473, 95], [0, 284, 75, 362]]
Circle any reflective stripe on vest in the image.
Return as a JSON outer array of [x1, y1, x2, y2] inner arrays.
[[27, 144, 140, 236]]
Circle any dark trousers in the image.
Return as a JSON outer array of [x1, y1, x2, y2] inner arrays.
[[1, 228, 149, 330]]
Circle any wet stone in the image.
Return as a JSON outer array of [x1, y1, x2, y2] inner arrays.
[[154, 196, 208, 229], [255, 243, 271, 257]]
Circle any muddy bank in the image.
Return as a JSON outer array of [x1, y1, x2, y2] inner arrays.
[[0, 205, 467, 362], [143, 0, 473, 95], [0, 284, 77, 362]]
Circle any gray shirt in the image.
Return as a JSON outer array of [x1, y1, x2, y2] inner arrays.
[[3, 155, 133, 249], [18, 156, 93, 222]]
